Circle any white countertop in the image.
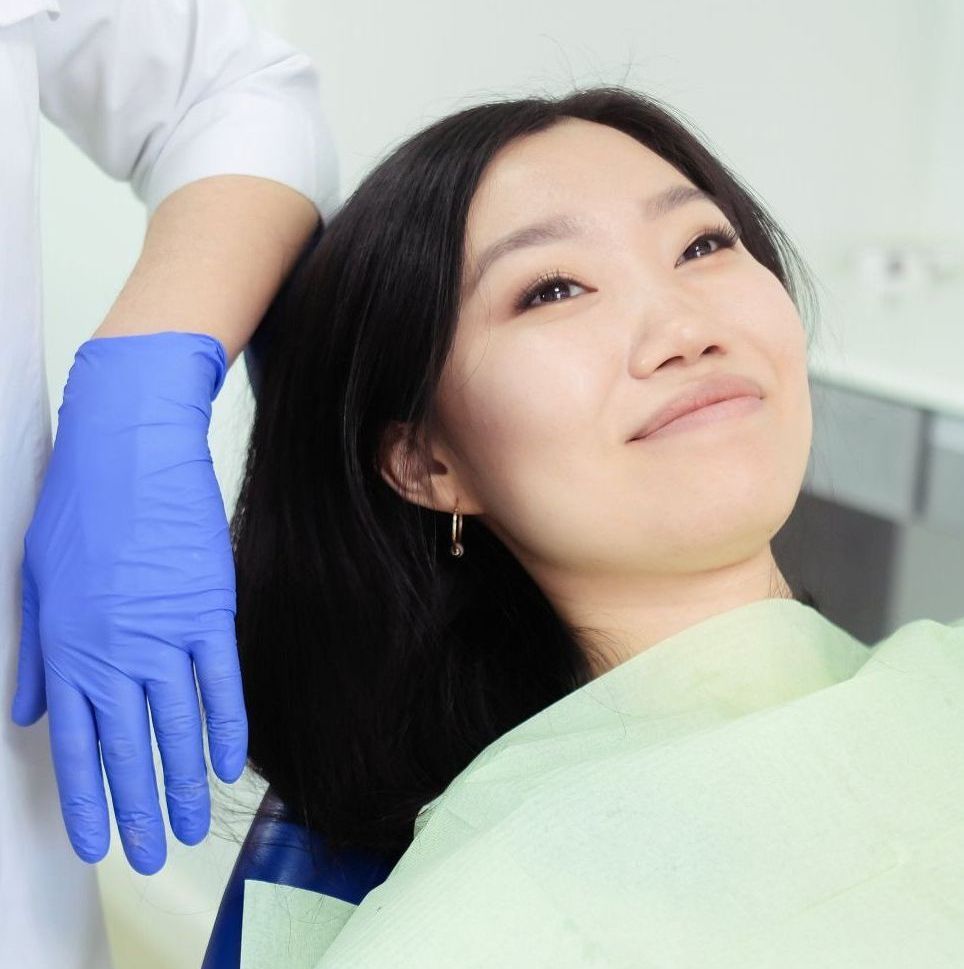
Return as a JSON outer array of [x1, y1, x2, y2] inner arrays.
[[807, 272, 964, 422]]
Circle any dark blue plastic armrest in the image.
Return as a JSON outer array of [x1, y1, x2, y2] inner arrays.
[[200, 788, 403, 969]]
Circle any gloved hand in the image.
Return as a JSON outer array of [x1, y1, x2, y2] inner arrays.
[[11, 331, 247, 875]]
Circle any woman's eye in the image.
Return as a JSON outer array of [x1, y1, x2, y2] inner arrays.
[[516, 274, 588, 312], [684, 237, 720, 260], [679, 225, 739, 264]]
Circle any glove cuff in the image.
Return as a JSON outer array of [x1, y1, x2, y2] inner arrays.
[[61, 331, 229, 426]]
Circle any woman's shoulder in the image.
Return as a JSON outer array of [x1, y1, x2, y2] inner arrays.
[[314, 608, 964, 968], [859, 612, 964, 680]]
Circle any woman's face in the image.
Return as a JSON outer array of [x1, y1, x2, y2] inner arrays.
[[387, 118, 812, 641]]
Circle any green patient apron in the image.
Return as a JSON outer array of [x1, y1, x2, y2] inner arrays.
[[239, 597, 964, 969]]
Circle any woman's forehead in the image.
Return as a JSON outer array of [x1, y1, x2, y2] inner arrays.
[[461, 136, 698, 290], [465, 124, 683, 242]]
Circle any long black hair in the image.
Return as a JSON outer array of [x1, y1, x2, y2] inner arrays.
[[231, 85, 822, 859]]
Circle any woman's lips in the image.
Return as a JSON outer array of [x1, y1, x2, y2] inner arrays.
[[632, 395, 763, 441], [627, 374, 764, 441]]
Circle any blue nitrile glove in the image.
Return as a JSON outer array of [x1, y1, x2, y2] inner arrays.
[[11, 331, 247, 875]]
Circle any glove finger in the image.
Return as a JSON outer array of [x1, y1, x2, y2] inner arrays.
[[192, 624, 248, 783], [145, 652, 210, 847], [11, 553, 47, 726], [45, 670, 110, 862], [94, 679, 167, 875]]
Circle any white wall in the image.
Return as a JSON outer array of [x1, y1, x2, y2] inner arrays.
[[36, 1, 960, 966]]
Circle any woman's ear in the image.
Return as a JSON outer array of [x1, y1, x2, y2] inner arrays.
[[378, 420, 460, 513]]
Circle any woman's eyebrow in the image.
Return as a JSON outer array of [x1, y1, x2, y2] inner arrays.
[[464, 185, 718, 298]]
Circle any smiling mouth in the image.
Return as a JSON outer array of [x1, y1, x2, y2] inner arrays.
[[631, 395, 763, 441]]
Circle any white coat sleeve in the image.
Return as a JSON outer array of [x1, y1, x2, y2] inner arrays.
[[32, 0, 340, 221]]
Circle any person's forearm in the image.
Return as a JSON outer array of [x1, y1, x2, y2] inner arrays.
[[92, 174, 320, 366]]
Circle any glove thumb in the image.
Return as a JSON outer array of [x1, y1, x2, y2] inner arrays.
[[11, 552, 47, 726]]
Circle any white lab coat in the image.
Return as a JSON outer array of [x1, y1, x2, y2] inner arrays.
[[0, 2, 339, 966]]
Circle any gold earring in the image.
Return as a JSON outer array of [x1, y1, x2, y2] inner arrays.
[[450, 501, 464, 557]]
